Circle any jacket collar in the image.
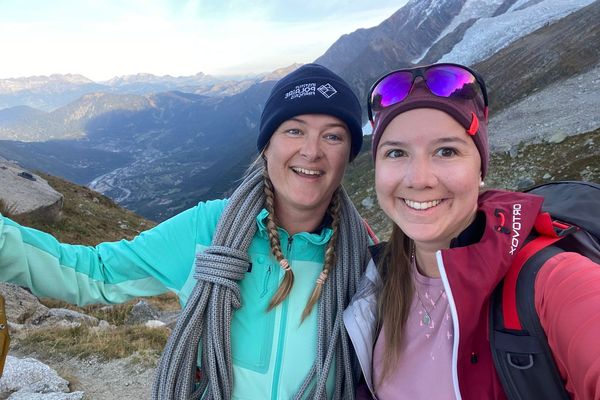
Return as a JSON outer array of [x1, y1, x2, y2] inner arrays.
[[440, 189, 545, 294], [255, 208, 333, 246]]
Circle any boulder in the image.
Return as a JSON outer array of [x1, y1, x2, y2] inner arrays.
[[124, 300, 159, 325], [0, 283, 99, 329], [0, 283, 49, 325], [1, 356, 70, 393], [0, 356, 84, 399], [0, 158, 63, 222], [361, 197, 374, 210], [158, 310, 181, 329], [30, 308, 99, 328]]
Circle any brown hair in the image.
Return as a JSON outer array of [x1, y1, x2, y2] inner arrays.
[[376, 225, 414, 386], [301, 189, 340, 321], [262, 167, 341, 320]]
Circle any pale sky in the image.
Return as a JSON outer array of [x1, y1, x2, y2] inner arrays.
[[0, 0, 408, 81]]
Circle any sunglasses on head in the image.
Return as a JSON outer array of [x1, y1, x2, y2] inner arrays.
[[367, 63, 489, 122]]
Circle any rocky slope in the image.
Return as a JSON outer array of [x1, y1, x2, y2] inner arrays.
[[0, 171, 176, 399]]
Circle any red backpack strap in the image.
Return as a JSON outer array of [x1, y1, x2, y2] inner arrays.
[[363, 219, 379, 245], [502, 212, 577, 330]]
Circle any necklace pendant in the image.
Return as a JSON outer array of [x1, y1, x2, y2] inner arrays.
[[422, 313, 431, 325]]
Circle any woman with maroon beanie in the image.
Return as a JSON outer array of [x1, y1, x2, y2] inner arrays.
[[344, 63, 600, 399]]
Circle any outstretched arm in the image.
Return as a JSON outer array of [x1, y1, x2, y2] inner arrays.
[[535, 251, 600, 400], [0, 199, 225, 306]]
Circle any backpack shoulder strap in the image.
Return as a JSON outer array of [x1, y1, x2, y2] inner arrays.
[[490, 212, 574, 400], [363, 219, 380, 245], [501, 212, 576, 330]]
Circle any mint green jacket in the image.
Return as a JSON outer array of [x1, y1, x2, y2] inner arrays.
[[0, 199, 336, 399]]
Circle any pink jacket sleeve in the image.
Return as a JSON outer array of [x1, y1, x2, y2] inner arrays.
[[535, 251, 600, 400]]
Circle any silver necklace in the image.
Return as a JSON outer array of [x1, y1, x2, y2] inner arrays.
[[415, 289, 445, 325], [411, 242, 446, 326]]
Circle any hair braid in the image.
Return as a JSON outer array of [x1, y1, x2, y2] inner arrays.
[[263, 168, 295, 311], [301, 188, 340, 321]]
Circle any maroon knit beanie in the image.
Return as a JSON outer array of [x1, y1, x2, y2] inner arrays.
[[371, 81, 489, 178]]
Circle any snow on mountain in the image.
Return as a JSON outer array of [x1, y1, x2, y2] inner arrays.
[[0, 74, 94, 94], [438, 0, 596, 65], [413, 0, 506, 63], [431, 0, 504, 46], [102, 72, 217, 87]]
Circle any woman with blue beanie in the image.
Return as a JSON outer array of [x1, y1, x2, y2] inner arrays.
[[0, 64, 370, 399]]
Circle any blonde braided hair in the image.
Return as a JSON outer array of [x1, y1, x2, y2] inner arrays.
[[301, 189, 340, 321], [263, 167, 295, 310], [262, 167, 342, 320]]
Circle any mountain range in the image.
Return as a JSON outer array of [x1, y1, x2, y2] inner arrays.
[[0, 72, 264, 112], [1, 0, 598, 221]]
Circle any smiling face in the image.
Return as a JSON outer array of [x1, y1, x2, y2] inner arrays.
[[264, 114, 351, 227], [375, 108, 481, 251]]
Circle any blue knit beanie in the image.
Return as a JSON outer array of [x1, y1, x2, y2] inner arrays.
[[257, 63, 363, 160]]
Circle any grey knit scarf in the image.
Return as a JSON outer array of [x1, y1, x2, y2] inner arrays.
[[152, 165, 369, 399]]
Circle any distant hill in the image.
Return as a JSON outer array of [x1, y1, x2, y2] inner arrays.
[[0, 92, 151, 141], [4, 171, 155, 245], [0, 81, 275, 221], [0, 74, 106, 112], [0, 105, 46, 125]]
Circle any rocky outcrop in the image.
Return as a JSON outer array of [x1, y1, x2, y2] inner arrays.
[[0, 356, 84, 399], [0, 158, 63, 222], [0, 284, 49, 326], [124, 300, 180, 328], [0, 283, 99, 331], [124, 300, 160, 325], [29, 308, 99, 329]]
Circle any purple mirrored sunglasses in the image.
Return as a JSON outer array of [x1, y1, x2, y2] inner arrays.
[[367, 63, 489, 122]]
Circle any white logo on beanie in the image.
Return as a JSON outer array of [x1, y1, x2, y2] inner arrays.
[[284, 83, 316, 100], [317, 83, 337, 98], [283, 82, 338, 100]]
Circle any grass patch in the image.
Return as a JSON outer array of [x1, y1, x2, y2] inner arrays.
[[28, 293, 180, 362], [18, 325, 169, 361], [0, 198, 17, 218]]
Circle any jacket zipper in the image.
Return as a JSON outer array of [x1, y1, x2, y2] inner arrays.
[[436, 250, 463, 400], [260, 265, 272, 298]]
